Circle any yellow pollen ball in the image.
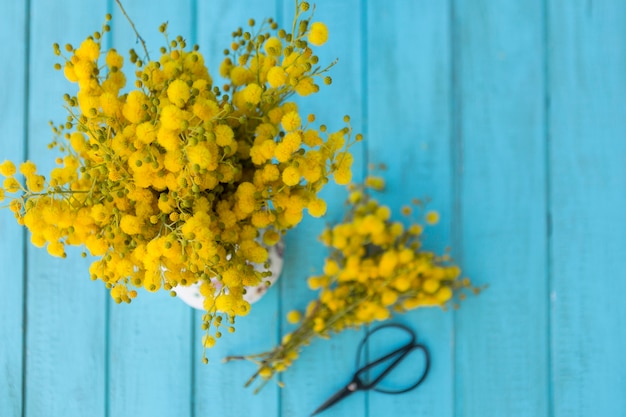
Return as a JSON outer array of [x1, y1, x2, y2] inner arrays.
[[295, 77, 318, 96], [47, 241, 66, 258], [75, 38, 100, 61], [267, 66, 287, 88], [423, 278, 440, 294], [281, 166, 300, 186], [3, 177, 20, 193], [281, 111, 301, 132], [63, 62, 78, 82], [0, 160, 17, 176], [307, 198, 327, 218], [262, 229, 281, 246], [214, 124, 235, 147], [436, 286, 453, 303], [242, 83, 263, 105], [105, 49, 123, 69], [259, 367, 273, 379], [264, 37, 283, 56], [286, 310, 302, 324], [19, 161, 37, 176], [308, 22, 329, 46], [193, 98, 220, 121], [202, 335, 216, 348], [425, 211, 440, 225], [230, 66, 249, 86], [167, 79, 191, 107]]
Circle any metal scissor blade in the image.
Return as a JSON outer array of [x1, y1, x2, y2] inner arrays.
[[310, 383, 358, 416]]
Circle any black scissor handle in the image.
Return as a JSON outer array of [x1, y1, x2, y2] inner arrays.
[[354, 323, 430, 393], [374, 343, 430, 394]]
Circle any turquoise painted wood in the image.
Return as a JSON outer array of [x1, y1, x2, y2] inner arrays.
[[366, 2, 455, 417], [454, 1, 550, 416], [0, 2, 27, 416], [1, 1, 625, 416], [549, 2, 626, 416]]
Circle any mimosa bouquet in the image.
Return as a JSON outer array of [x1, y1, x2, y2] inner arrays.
[[0, 0, 359, 359]]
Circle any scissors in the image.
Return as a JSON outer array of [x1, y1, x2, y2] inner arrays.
[[310, 323, 430, 416]]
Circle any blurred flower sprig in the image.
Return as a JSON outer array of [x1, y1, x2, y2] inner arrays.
[[225, 177, 479, 391]]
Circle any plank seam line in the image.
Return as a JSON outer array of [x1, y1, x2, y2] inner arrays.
[[360, 0, 370, 416], [542, 1, 554, 416], [21, 0, 32, 415], [449, 0, 463, 415]]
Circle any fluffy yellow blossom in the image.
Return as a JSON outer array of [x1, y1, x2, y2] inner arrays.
[[105, 49, 123, 69], [267, 66, 287, 88], [230, 66, 250, 85], [167, 79, 191, 107], [19, 161, 37, 176], [214, 124, 234, 147], [0, 160, 16, 176], [281, 111, 301, 132], [47, 241, 66, 258], [242, 83, 263, 105], [308, 22, 329, 46], [281, 166, 300, 186], [72, 59, 95, 81], [295, 77, 318, 96], [3, 178, 20, 193], [100, 92, 122, 117], [193, 98, 220, 121], [122, 90, 148, 124], [75, 38, 100, 61], [26, 175, 45, 192], [158, 128, 182, 152], [63, 62, 78, 82], [264, 37, 283, 56], [307, 198, 327, 217], [160, 105, 187, 131], [120, 215, 143, 235]]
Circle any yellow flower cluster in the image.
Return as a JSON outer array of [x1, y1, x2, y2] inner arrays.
[[226, 178, 477, 391], [0, 1, 359, 359]]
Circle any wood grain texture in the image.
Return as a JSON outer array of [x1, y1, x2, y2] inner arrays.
[[24, 1, 108, 416], [453, 1, 550, 416], [366, 1, 455, 416], [0, 2, 27, 416], [548, 2, 626, 416], [107, 2, 194, 416]]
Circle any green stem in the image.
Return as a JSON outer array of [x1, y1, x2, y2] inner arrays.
[[114, 0, 151, 61]]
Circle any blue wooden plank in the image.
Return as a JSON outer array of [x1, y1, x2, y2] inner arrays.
[[548, 2, 626, 416], [25, 1, 108, 416], [107, 1, 195, 416], [276, 1, 367, 416], [366, 1, 455, 416], [192, 2, 282, 417], [453, 1, 549, 416], [0, 1, 27, 416]]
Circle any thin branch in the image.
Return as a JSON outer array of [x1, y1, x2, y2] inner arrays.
[[114, 0, 151, 61]]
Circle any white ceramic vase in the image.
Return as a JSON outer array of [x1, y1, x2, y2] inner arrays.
[[174, 240, 285, 310]]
